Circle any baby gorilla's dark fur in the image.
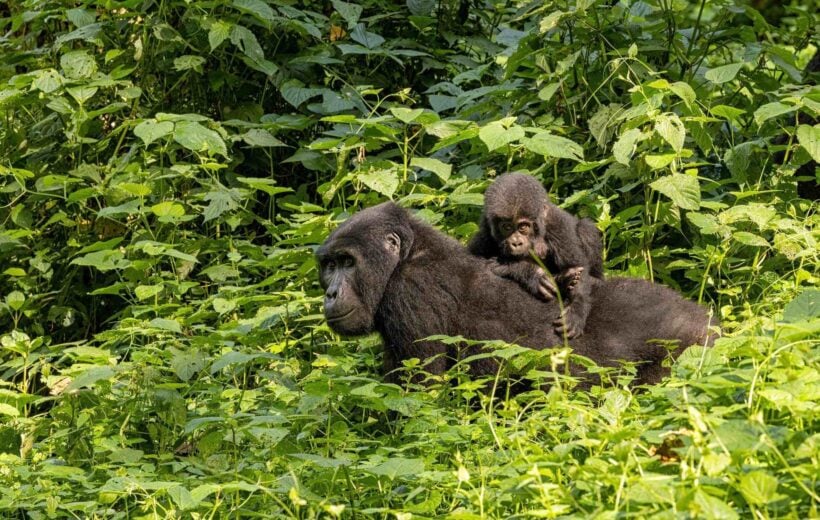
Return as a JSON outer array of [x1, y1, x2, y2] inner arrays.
[[468, 173, 604, 338], [317, 202, 715, 387]]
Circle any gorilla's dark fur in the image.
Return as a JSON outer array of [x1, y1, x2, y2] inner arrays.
[[468, 173, 604, 338], [317, 202, 715, 386]]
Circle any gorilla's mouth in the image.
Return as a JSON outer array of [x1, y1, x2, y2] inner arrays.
[[326, 309, 355, 322]]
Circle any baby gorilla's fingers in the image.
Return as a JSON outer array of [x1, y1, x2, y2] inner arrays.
[[553, 310, 584, 339], [535, 269, 557, 300]]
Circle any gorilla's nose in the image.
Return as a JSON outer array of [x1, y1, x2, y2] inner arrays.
[[325, 287, 338, 301]]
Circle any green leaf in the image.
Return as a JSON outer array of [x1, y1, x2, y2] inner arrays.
[[32, 69, 63, 93], [332, 0, 363, 25], [230, 24, 265, 62], [732, 231, 769, 247], [655, 113, 685, 153], [208, 21, 232, 51], [738, 471, 778, 506], [60, 51, 97, 79], [67, 366, 116, 391], [538, 82, 560, 102], [358, 168, 399, 197], [149, 318, 182, 333], [72, 250, 128, 272], [6, 291, 25, 311], [173, 121, 228, 157], [242, 129, 286, 147], [151, 201, 186, 218], [705, 63, 743, 84], [171, 350, 208, 382], [479, 120, 524, 151], [134, 120, 174, 146], [0, 403, 19, 417], [650, 174, 700, 210], [669, 81, 696, 108], [410, 157, 451, 181], [644, 153, 676, 170], [782, 289, 819, 323], [366, 458, 425, 480], [692, 490, 739, 520], [173, 55, 205, 72], [796, 124, 820, 162], [613, 128, 645, 165], [134, 285, 163, 301], [280, 80, 325, 108], [754, 102, 796, 126], [710, 105, 745, 121], [233, 0, 275, 24], [522, 133, 584, 161], [390, 107, 424, 124]]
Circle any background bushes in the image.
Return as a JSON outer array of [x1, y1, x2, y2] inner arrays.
[[0, 0, 817, 517]]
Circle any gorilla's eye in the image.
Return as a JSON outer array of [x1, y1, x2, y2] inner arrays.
[[499, 221, 514, 234], [518, 222, 530, 232], [341, 256, 355, 268], [325, 259, 337, 270]]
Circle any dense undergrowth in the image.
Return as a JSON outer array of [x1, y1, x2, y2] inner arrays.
[[0, 0, 818, 517]]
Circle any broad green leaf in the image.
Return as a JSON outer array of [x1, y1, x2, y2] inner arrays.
[[650, 174, 700, 210], [669, 81, 696, 108], [366, 457, 425, 480], [208, 21, 232, 51], [0, 404, 19, 417], [522, 133, 584, 161], [796, 124, 820, 162], [390, 107, 424, 124], [738, 471, 778, 506], [754, 102, 796, 126], [410, 157, 451, 181], [230, 24, 265, 61], [151, 201, 186, 218], [60, 50, 97, 79], [332, 0, 363, 25], [358, 168, 399, 197], [72, 250, 128, 272], [149, 318, 182, 333], [732, 231, 769, 247], [655, 113, 685, 153], [692, 490, 739, 520], [233, 0, 275, 23], [538, 82, 560, 102], [705, 63, 743, 84], [479, 121, 524, 151], [173, 121, 228, 157], [613, 128, 645, 165], [170, 350, 208, 382], [243, 129, 286, 147], [280, 80, 325, 108], [134, 285, 163, 301], [710, 105, 745, 121], [350, 24, 385, 49], [6, 291, 25, 311], [644, 153, 676, 170], [32, 69, 63, 93], [134, 120, 174, 146], [174, 55, 205, 72], [67, 366, 116, 391], [589, 104, 622, 148], [782, 289, 819, 323]]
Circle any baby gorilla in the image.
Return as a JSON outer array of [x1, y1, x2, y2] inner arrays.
[[468, 173, 603, 338]]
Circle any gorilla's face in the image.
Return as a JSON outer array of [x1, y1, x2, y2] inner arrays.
[[316, 204, 411, 335]]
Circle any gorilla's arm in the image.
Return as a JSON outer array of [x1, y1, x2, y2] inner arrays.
[[466, 218, 500, 258]]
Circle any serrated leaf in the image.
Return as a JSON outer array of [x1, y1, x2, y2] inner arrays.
[[538, 82, 560, 102], [6, 291, 25, 311], [705, 63, 743, 84], [410, 157, 451, 181], [72, 250, 128, 272], [738, 471, 778, 506], [650, 174, 700, 210], [67, 366, 115, 391], [202, 189, 239, 223], [0, 403, 19, 417], [171, 350, 208, 382], [174, 55, 205, 72], [754, 102, 796, 126], [134, 120, 174, 146], [796, 124, 820, 162], [522, 133, 584, 161], [710, 105, 746, 121], [655, 113, 685, 153], [358, 168, 399, 197], [350, 24, 385, 49], [390, 107, 424, 124], [589, 104, 622, 148], [208, 21, 232, 51], [33, 70, 63, 93], [230, 24, 264, 62], [645, 153, 676, 170], [613, 128, 644, 165], [280, 80, 325, 108], [173, 121, 228, 157], [149, 318, 182, 333]]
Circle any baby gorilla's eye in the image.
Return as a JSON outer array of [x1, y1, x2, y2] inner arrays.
[[517, 222, 531, 232], [499, 222, 514, 234]]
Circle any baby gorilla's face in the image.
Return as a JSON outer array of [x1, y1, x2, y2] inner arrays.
[[492, 216, 547, 258]]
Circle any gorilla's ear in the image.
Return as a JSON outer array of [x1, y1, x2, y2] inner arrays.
[[385, 232, 402, 256]]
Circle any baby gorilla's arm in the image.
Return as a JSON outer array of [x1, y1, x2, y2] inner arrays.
[[488, 260, 558, 301]]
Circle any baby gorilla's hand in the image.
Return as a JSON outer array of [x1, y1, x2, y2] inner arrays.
[[532, 267, 558, 301]]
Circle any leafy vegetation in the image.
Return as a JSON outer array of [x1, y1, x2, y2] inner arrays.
[[1, 0, 818, 517]]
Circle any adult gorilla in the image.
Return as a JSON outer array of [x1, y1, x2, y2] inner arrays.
[[316, 202, 715, 385]]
